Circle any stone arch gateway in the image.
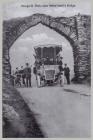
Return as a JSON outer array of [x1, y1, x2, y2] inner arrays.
[[3, 13, 91, 83]]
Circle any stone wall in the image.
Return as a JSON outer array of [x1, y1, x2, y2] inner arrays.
[[3, 80, 44, 137], [75, 15, 91, 78]]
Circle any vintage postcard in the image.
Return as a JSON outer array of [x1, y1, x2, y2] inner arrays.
[[1, 0, 92, 138]]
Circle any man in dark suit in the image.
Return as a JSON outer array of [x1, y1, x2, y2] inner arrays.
[[24, 63, 31, 87], [64, 64, 70, 84]]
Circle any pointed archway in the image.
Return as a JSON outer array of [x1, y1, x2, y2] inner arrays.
[[3, 13, 91, 83]]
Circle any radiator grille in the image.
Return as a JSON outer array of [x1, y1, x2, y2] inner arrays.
[[45, 70, 55, 80]]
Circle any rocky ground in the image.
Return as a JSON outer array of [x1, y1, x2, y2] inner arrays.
[[3, 80, 44, 138]]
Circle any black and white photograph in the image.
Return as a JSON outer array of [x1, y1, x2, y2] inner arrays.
[[2, 0, 91, 138]]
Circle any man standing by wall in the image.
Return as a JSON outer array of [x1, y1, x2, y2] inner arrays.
[[64, 64, 70, 85], [15, 67, 21, 87]]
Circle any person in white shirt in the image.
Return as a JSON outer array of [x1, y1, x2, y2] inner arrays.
[[58, 49, 63, 59], [59, 68, 64, 87], [37, 73, 41, 87], [57, 48, 63, 62]]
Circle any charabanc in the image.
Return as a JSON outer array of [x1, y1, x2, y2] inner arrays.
[[34, 44, 63, 87]]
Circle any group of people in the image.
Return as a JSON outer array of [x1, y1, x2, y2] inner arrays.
[[56, 49, 70, 86], [11, 62, 70, 88], [11, 63, 32, 87], [58, 63, 70, 87], [11, 48, 70, 87]]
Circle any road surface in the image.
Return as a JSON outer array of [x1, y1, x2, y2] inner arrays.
[[18, 76, 91, 138]]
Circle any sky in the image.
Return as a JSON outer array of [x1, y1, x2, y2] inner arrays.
[[3, 0, 91, 77]]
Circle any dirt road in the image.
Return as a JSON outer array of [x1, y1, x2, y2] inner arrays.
[[18, 82, 90, 138]]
